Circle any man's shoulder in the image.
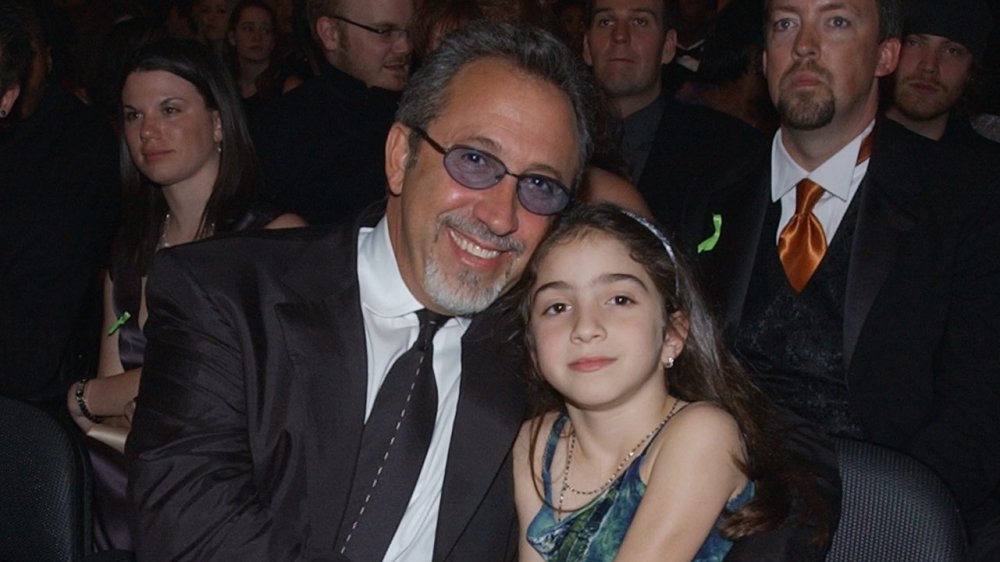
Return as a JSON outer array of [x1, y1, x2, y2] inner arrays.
[[657, 100, 767, 155], [149, 222, 358, 296]]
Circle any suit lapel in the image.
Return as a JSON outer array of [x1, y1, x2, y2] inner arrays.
[[434, 309, 525, 561], [696, 165, 771, 338], [843, 128, 919, 369], [273, 223, 369, 545]]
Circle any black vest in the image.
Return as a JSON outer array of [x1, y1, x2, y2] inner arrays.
[[734, 194, 865, 438]]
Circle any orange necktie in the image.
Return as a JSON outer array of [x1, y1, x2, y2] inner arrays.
[[778, 132, 874, 293]]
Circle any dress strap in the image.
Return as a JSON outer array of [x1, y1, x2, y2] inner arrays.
[[540, 415, 569, 503]]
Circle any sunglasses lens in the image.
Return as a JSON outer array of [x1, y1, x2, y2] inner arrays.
[[442, 145, 570, 216], [444, 147, 503, 189], [517, 176, 570, 215]]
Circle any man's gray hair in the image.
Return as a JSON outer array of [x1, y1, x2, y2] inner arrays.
[[396, 21, 600, 193]]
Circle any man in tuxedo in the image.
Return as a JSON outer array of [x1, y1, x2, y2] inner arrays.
[[679, 0, 1000, 555], [127, 22, 597, 561], [582, 0, 766, 237], [251, 0, 415, 225]]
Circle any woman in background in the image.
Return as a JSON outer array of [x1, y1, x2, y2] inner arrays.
[[67, 38, 304, 550], [226, 0, 302, 113]]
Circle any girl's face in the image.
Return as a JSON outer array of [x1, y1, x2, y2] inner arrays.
[[122, 70, 222, 191], [529, 232, 685, 412], [229, 6, 275, 64]]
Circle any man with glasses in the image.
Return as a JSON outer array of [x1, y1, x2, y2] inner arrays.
[[251, 0, 415, 225], [127, 22, 598, 561]]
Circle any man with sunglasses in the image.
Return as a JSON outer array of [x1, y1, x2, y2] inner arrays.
[[251, 0, 415, 225], [128, 22, 597, 561]]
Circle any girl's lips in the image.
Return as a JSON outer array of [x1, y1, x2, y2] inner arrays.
[[568, 356, 616, 372]]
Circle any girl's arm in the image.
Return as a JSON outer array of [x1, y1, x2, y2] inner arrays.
[[265, 212, 307, 229], [67, 273, 141, 431], [615, 402, 749, 562], [513, 417, 549, 562]]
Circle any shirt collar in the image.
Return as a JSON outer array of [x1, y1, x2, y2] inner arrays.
[[357, 218, 471, 328], [358, 217, 423, 319], [771, 119, 876, 202]]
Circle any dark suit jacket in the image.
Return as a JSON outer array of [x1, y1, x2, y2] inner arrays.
[[250, 62, 399, 225], [681, 119, 1000, 529], [126, 213, 525, 560], [636, 97, 767, 241]]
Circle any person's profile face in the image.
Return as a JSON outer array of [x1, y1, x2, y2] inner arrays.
[[763, 0, 896, 131], [384, 57, 581, 315], [328, 0, 414, 91], [122, 70, 223, 191], [583, 0, 675, 114], [890, 33, 973, 122]]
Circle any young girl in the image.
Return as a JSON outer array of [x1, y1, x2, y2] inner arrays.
[[514, 204, 820, 561]]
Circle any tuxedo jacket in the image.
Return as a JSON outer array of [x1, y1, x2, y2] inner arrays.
[[680, 119, 1000, 523], [126, 212, 525, 561], [636, 97, 767, 240]]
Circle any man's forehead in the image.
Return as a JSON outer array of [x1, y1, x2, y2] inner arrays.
[[592, 0, 665, 18], [339, 0, 412, 22]]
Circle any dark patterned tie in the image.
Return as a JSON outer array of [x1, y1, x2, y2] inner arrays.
[[338, 309, 450, 561]]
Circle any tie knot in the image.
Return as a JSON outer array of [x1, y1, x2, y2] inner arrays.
[[416, 309, 451, 351], [795, 178, 825, 214]]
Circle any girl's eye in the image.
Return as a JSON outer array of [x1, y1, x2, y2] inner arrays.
[[830, 16, 849, 28], [124, 111, 140, 122], [610, 295, 634, 306], [542, 302, 568, 315], [164, 106, 179, 115]]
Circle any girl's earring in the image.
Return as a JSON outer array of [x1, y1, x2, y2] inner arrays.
[[665, 357, 675, 369]]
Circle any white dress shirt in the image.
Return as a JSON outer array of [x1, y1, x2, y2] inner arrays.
[[771, 120, 876, 244], [356, 218, 471, 561]]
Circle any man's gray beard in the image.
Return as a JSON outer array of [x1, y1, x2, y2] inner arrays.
[[422, 256, 511, 316], [778, 91, 835, 131]]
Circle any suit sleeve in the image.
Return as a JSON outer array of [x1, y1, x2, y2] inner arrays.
[[125, 250, 322, 561], [906, 188, 1000, 522]]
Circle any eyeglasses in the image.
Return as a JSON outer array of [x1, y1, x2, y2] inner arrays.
[[412, 127, 572, 216], [332, 15, 409, 43]]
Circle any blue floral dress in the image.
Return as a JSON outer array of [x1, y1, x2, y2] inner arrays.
[[527, 415, 754, 561]]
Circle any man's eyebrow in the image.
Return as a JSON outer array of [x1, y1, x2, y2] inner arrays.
[[462, 135, 568, 182], [817, 1, 861, 15]]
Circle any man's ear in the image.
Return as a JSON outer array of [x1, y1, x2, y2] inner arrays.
[[582, 32, 593, 66], [0, 84, 21, 117], [315, 16, 340, 52], [876, 37, 901, 78], [385, 122, 411, 196], [661, 28, 677, 65]]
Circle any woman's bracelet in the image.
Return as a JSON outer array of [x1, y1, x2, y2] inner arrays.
[[74, 378, 105, 423]]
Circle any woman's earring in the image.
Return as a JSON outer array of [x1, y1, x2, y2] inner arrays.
[[0, 109, 7, 118], [665, 357, 675, 369], [217, 143, 222, 154]]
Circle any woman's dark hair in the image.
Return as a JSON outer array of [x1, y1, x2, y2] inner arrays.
[[698, 0, 764, 85], [513, 203, 828, 542], [118, 37, 261, 275]]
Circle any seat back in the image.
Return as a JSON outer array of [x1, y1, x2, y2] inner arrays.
[[0, 395, 91, 560], [826, 437, 966, 561]]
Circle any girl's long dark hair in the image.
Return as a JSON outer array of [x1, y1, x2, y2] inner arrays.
[[511, 203, 828, 542], [118, 37, 261, 275]]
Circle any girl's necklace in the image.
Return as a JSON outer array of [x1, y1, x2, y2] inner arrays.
[[557, 398, 682, 517]]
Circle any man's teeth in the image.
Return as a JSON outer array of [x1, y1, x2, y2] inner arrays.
[[450, 230, 501, 259]]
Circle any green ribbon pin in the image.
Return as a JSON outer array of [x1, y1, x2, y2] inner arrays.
[[108, 311, 132, 335], [697, 214, 722, 253]]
